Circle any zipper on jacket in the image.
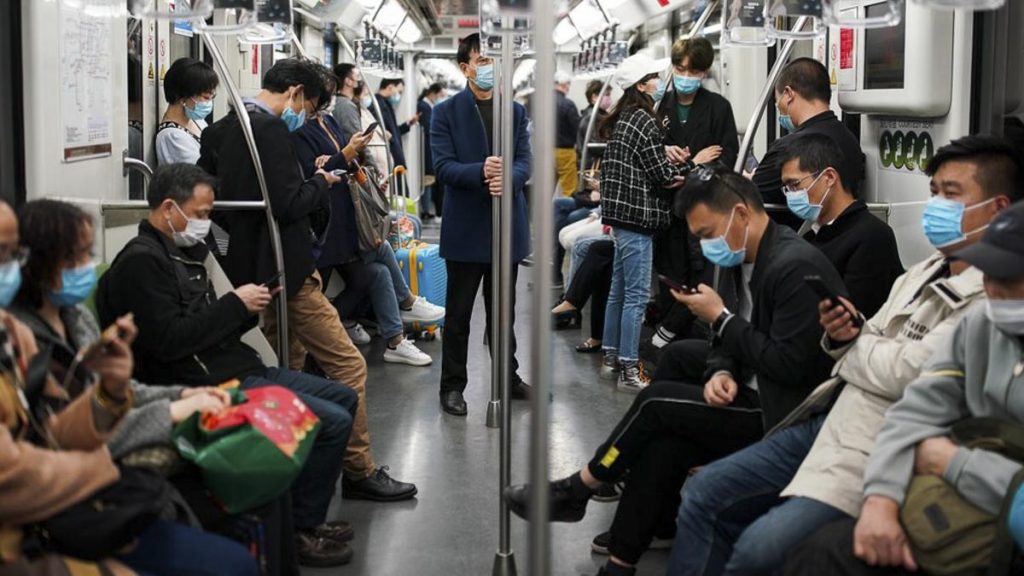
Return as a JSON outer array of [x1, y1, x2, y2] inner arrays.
[[194, 354, 211, 375]]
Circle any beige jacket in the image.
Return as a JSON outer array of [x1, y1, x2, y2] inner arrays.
[[774, 253, 984, 516]]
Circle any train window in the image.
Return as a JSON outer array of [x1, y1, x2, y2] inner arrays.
[[863, 2, 906, 90]]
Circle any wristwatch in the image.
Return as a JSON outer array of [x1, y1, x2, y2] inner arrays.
[[94, 383, 133, 418], [712, 308, 733, 336]]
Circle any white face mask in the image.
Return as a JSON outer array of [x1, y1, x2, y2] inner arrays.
[[169, 202, 213, 248], [986, 299, 1024, 335]]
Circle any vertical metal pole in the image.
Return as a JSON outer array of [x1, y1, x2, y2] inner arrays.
[[685, 0, 719, 39], [486, 51, 505, 431], [530, 3, 556, 575], [577, 73, 613, 187], [493, 25, 517, 576], [199, 32, 290, 364]]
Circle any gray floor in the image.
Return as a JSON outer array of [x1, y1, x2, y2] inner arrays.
[[303, 222, 670, 576]]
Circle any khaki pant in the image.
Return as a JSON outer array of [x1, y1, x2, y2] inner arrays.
[[555, 147, 579, 197], [264, 272, 375, 479]]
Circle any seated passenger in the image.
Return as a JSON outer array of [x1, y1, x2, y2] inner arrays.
[[752, 58, 864, 229], [156, 57, 218, 165], [780, 132, 903, 317], [292, 71, 444, 366], [785, 198, 1024, 576], [0, 201, 256, 576], [551, 237, 614, 352], [94, 165, 363, 567], [506, 168, 846, 576], [668, 135, 1019, 576]]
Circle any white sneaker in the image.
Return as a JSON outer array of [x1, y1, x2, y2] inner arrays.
[[383, 338, 433, 366], [346, 323, 372, 345], [400, 296, 445, 324]]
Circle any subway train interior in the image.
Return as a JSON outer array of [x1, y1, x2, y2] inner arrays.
[[2, 0, 1024, 575]]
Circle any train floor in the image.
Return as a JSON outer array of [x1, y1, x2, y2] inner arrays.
[[302, 221, 670, 576]]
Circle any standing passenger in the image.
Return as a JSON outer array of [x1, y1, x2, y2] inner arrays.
[[431, 33, 532, 416], [332, 63, 363, 138], [599, 52, 690, 391], [375, 78, 419, 170], [418, 83, 444, 219], [156, 57, 219, 165], [555, 70, 582, 196]]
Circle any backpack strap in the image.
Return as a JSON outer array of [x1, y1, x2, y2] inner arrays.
[[988, 467, 1024, 576]]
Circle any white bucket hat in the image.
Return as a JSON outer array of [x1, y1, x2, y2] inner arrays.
[[615, 52, 667, 90]]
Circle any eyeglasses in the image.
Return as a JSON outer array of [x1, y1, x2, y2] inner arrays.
[[781, 171, 822, 195], [0, 246, 30, 267]]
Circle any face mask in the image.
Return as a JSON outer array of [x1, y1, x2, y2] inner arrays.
[[185, 99, 213, 122], [361, 95, 374, 109], [921, 196, 995, 248], [169, 202, 213, 248], [50, 262, 97, 308], [986, 299, 1024, 335], [474, 64, 495, 91], [673, 74, 701, 95], [700, 208, 749, 268], [653, 78, 667, 103], [281, 94, 306, 133], [778, 93, 797, 132], [389, 92, 403, 107], [600, 95, 612, 111], [0, 261, 21, 308], [785, 173, 831, 222]]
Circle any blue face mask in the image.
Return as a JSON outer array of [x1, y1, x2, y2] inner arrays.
[[779, 114, 796, 133], [673, 74, 701, 95], [653, 78, 667, 103], [0, 261, 21, 308], [921, 196, 995, 249], [700, 208, 748, 268], [388, 92, 402, 107], [474, 64, 495, 91], [784, 172, 830, 222], [281, 94, 306, 133], [361, 95, 374, 109], [185, 99, 213, 122], [50, 262, 97, 308]]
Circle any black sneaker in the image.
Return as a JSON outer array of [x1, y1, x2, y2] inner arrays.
[[504, 473, 592, 522], [591, 483, 620, 503], [342, 466, 417, 502], [296, 529, 353, 567], [510, 376, 532, 400], [596, 562, 636, 576], [591, 530, 673, 556], [601, 351, 621, 379]]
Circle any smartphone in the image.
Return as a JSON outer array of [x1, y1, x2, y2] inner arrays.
[[330, 169, 347, 177], [362, 122, 380, 137], [79, 321, 129, 362], [262, 271, 284, 288], [804, 275, 864, 328], [659, 274, 699, 295]]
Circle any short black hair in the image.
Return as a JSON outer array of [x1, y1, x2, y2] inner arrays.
[[262, 58, 328, 105], [148, 163, 218, 209], [775, 58, 830, 103], [16, 200, 93, 309], [457, 33, 481, 66], [333, 63, 356, 84], [675, 167, 765, 218], [585, 80, 606, 102], [779, 133, 855, 194], [671, 37, 714, 72], [314, 64, 338, 111], [379, 78, 404, 91], [420, 83, 444, 100], [163, 57, 219, 103], [927, 135, 1024, 202]]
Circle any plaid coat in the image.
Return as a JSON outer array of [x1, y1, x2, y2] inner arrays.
[[599, 107, 686, 234]]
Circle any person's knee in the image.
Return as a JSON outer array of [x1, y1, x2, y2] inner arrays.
[[726, 523, 788, 576], [319, 406, 354, 442], [680, 466, 724, 522]]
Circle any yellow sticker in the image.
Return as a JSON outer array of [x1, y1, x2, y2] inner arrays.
[[599, 446, 620, 468]]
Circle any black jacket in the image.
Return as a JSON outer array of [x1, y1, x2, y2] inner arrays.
[[657, 86, 740, 169], [198, 102, 330, 298], [576, 104, 606, 168], [418, 99, 434, 176], [375, 94, 410, 167], [556, 90, 581, 149], [96, 221, 267, 387], [753, 111, 865, 223], [804, 201, 904, 319], [707, 220, 846, 429]]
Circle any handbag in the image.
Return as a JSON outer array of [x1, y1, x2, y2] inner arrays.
[[172, 385, 320, 514], [347, 164, 392, 253]]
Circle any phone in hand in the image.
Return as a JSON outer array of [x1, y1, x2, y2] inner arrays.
[[362, 122, 380, 137], [659, 274, 699, 295], [804, 275, 864, 328], [80, 321, 129, 362], [330, 169, 347, 177], [262, 271, 284, 289]]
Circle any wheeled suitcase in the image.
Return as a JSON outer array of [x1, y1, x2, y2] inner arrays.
[[395, 240, 446, 338]]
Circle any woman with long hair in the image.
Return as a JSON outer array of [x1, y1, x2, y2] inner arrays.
[[598, 53, 692, 391]]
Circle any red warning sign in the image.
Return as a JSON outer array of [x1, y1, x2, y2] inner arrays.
[[840, 29, 854, 70]]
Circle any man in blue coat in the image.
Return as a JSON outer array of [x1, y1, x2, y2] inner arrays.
[[431, 32, 532, 416]]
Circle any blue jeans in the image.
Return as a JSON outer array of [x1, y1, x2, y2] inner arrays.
[[553, 197, 593, 282], [119, 519, 258, 576], [602, 228, 652, 362], [668, 414, 849, 576], [362, 242, 413, 340], [242, 367, 357, 530]]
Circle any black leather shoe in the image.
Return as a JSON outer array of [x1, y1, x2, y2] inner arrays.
[[504, 474, 591, 522], [296, 530, 353, 567], [342, 466, 418, 502], [440, 390, 468, 415], [314, 520, 354, 543], [510, 377, 531, 400], [597, 562, 636, 576]]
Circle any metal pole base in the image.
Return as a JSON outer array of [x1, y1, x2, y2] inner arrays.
[[492, 551, 518, 576], [486, 400, 502, 428]]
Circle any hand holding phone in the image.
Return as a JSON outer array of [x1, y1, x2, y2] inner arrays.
[[659, 274, 698, 295], [362, 121, 380, 137], [805, 275, 864, 329]]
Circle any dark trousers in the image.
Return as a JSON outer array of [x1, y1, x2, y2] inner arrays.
[[242, 367, 357, 530], [784, 518, 913, 576], [594, 340, 764, 564], [564, 239, 613, 340], [440, 260, 520, 394], [319, 261, 373, 321], [118, 519, 259, 576]]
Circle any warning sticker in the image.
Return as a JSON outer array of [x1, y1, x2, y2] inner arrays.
[[840, 29, 854, 69]]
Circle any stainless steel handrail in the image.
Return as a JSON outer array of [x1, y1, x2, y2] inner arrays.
[[685, 0, 719, 39], [487, 52, 505, 431], [530, 3, 557, 574], [198, 31, 290, 363], [99, 200, 268, 211], [577, 73, 613, 190], [122, 151, 153, 191]]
